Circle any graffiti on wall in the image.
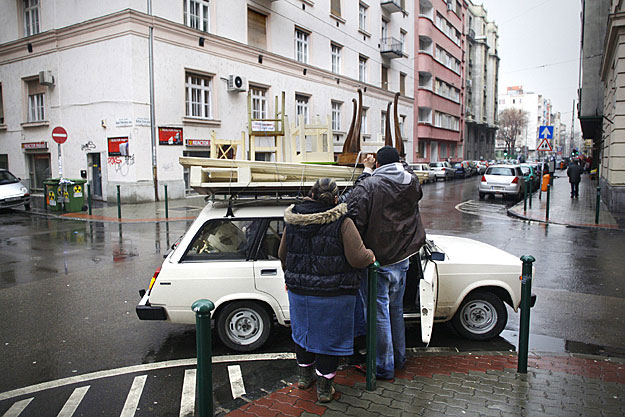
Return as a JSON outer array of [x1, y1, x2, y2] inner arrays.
[[81, 141, 96, 151], [107, 155, 135, 176]]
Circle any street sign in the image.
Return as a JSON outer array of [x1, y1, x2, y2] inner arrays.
[[52, 126, 68, 144], [538, 126, 554, 139], [537, 138, 553, 152]]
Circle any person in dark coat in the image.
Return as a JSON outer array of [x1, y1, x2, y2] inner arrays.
[[567, 159, 583, 198], [278, 178, 375, 402]]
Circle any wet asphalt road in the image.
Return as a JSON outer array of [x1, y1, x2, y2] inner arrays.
[[1, 175, 625, 402]]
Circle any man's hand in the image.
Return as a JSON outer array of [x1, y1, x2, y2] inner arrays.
[[363, 154, 376, 170]]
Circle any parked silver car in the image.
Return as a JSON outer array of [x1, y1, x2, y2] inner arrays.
[[0, 169, 30, 210], [409, 163, 435, 183], [429, 161, 455, 181], [478, 165, 523, 200]]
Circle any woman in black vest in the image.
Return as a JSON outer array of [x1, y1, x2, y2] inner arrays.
[[278, 178, 375, 402]]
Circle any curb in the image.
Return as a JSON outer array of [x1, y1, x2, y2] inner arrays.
[[506, 205, 625, 232], [25, 208, 197, 224]]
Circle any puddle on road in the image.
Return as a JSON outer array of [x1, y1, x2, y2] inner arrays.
[[501, 330, 625, 358]]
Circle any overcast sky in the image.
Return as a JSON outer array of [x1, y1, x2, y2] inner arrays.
[[476, 0, 582, 133]]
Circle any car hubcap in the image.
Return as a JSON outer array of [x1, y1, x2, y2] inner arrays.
[[227, 309, 262, 345], [460, 300, 497, 334]]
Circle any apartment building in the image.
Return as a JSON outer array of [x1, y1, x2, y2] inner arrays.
[[414, 0, 466, 163], [463, 1, 498, 161], [0, 0, 414, 202]]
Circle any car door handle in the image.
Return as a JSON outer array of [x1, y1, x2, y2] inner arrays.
[[260, 269, 277, 276]]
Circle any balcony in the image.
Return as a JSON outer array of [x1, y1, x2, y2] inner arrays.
[[380, 37, 403, 58], [381, 0, 403, 13], [467, 28, 475, 41]]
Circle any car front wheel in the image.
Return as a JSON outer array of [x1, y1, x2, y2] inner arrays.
[[217, 301, 272, 352], [451, 291, 507, 340]]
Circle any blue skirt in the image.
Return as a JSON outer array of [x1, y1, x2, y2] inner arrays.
[[288, 291, 356, 356]]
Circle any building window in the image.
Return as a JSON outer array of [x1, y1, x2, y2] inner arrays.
[[400, 30, 407, 53], [435, 13, 460, 46], [0, 83, 4, 124], [26, 78, 45, 122], [435, 45, 461, 74], [380, 111, 387, 136], [331, 101, 342, 131], [359, 3, 368, 32], [400, 115, 406, 136], [434, 111, 460, 131], [399, 73, 406, 96], [381, 65, 388, 90], [250, 86, 267, 120], [23, 0, 40, 37], [331, 0, 341, 17], [184, 0, 210, 32], [381, 18, 388, 40], [247, 8, 267, 49], [418, 107, 432, 124], [295, 94, 309, 126], [331, 43, 341, 74], [185, 73, 212, 119], [435, 78, 460, 103], [295, 28, 309, 64], [359, 56, 368, 83], [418, 140, 427, 159], [361, 108, 368, 135]]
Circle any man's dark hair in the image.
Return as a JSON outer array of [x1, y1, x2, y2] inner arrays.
[[376, 146, 400, 166]]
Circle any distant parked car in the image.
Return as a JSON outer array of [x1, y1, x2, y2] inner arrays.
[[429, 161, 455, 181], [479, 165, 524, 200], [519, 164, 540, 192], [409, 163, 435, 184], [0, 169, 30, 210], [475, 161, 487, 175], [453, 162, 471, 178]]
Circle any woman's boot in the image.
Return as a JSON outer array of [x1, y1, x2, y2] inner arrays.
[[297, 365, 315, 389], [316, 376, 335, 403]]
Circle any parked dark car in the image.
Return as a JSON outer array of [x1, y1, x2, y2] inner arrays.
[[453, 162, 470, 178]]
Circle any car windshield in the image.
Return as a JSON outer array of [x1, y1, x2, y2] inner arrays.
[[486, 167, 516, 176], [453, 163, 462, 168], [0, 171, 19, 185]]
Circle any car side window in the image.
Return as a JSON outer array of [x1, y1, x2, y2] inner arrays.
[[182, 219, 263, 262], [257, 219, 285, 260]]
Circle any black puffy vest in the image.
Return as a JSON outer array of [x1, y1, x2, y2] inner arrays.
[[284, 200, 363, 297]]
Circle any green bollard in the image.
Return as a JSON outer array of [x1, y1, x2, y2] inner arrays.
[[87, 183, 92, 216], [595, 186, 601, 224], [164, 184, 169, 219], [192, 299, 215, 417], [518, 255, 535, 374], [116, 185, 122, 220], [529, 182, 533, 209], [366, 261, 380, 391], [545, 184, 550, 222], [523, 180, 528, 213]]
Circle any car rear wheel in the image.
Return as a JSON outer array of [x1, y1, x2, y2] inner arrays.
[[217, 301, 272, 352], [479, 192, 485, 200], [451, 291, 507, 340]]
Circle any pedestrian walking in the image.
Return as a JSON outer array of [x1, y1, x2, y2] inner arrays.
[[278, 178, 375, 403], [567, 159, 583, 198], [347, 146, 426, 380]]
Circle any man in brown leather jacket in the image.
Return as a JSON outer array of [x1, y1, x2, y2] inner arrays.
[[347, 146, 426, 380]]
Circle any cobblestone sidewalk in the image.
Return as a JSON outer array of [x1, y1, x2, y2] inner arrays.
[[225, 352, 625, 417]]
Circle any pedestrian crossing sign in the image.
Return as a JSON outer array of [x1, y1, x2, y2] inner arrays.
[[537, 138, 553, 152]]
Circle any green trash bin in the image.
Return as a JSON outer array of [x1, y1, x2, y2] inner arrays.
[[64, 179, 87, 212], [43, 178, 62, 212]]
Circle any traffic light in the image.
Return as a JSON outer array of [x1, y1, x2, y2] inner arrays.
[[571, 149, 578, 156], [504, 150, 508, 157]]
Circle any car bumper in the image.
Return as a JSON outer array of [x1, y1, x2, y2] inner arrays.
[[478, 183, 521, 195], [0, 195, 30, 209], [136, 290, 167, 320]]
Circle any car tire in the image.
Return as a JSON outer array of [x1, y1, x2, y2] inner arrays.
[[217, 301, 272, 352], [479, 192, 485, 200], [24, 203, 31, 211], [451, 291, 507, 340]]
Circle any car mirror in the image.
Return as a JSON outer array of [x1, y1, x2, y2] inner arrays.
[[430, 251, 445, 261]]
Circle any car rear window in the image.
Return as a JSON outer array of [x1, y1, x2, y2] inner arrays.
[[453, 163, 462, 168], [486, 167, 516, 176], [430, 162, 443, 167], [182, 219, 263, 261]]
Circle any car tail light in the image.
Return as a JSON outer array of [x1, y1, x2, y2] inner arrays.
[[442, 168, 445, 171], [481, 175, 486, 182], [512, 177, 519, 184], [147, 267, 161, 295]]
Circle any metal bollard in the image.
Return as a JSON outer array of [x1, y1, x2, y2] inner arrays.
[[164, 184, 169, 219], [518, 255, 535, 374], [595, 186, 601, 224], [116, 185, 122, 220], [523, 180, 528, 213], [87, 183, 92, 216], [192, 299, 215, 417], [545, 184, 550, 222], [366, 261, 380, 391]]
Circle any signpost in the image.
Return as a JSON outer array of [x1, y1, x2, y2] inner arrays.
[[52, 126, 68, 177], [537, 125, 553, 153]]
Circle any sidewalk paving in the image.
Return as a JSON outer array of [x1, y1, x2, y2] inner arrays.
[[508, 174, 625, 231], [225, 351, 625, 417]]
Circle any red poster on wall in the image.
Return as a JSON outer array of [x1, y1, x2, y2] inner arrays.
[[108, 137, 129, 156], [159, 127, 183, 146]]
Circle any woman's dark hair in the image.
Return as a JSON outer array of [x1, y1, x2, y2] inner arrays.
[[310, 178, 338, 206]]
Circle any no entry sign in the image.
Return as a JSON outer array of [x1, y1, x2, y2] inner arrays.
[[52, 126, 68, 144]]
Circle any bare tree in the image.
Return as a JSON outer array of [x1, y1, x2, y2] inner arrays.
[[497, 108, 529, 155]]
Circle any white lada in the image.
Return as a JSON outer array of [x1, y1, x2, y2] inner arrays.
[[137, 201, 535, 352]]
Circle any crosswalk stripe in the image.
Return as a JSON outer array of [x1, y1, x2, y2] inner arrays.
[[2, 398, 33, 417], [179, 369, 196, 417], [57, 386, 89, 417], [119, 375, 147, 417], [227, 365, 246, 399]]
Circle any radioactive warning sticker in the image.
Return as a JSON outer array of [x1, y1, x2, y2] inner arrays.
[[73, 185, 83, 198], [49, 191, 56, 206]]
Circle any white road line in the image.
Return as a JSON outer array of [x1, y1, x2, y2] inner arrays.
[[227, 365, 246, 399], [0, 352, 296, 402], [57, 386, 90, 417], [2, 398, 33, 417], [179, 369, 196, 417], [119, 375, 147, 417]]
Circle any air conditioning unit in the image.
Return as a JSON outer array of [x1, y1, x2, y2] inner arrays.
[[38, 70, 55, 86], [227, 75, 247, 92]]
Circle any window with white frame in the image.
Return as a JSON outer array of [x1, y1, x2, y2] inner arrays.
[[400, 115, 406, 136], [359, 56, 367, 83], [359, 3, 368, 32], [435, 78, 460, 103], [434, 111, 460, 131], [23, 0, 40, 37], [331, 43, 341, 74], [295, 28, 309, 64], [184, 0, 210, 32], [331, 0, 341, 17], [400, 30, 407, 53], [185, 73, 212, 119], [247, 8, 267, 49], [26, 78, 45, 122], [295, 94, 309, 126], [331, 101, 341, 131], [418, 140, 427, 159], [361, 108, 368, 135], [380, 111, 387, 136], [250, 86, 267, 120], [418, 107, 432, 124], [435, 13, 460, 46], [381, 19, 388, 40], [435, 45, 461, 74], [400, 73, 406, 96]]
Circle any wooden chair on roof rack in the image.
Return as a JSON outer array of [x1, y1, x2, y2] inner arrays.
[[209, 131, 246, 160]]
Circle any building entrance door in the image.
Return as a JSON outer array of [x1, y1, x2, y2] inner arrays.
[[183, 150, 210, 194], [430, 141, 439, 162], [27, 153, 51, 192], [87, 153, 103, 199]]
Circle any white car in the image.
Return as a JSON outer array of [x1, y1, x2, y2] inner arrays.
[[137, 201, 534, 351], [0, 169, 30, 210], [408, 164, 434, 184]]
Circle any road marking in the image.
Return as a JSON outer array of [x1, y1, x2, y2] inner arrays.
[[179, 369, 196, 417], [120, 375, 146, 417], [57, 386, 89, 417], [0, 353, 296, 402], [227, 365, 246, 399], [2, 398, 33, 417]]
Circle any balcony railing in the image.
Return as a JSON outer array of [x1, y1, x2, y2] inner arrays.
[[467, 28, 475, 40], [381, 0, 403, 13], [380, 37, 403, 58]]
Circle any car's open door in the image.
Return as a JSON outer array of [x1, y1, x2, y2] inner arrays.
[[419, 255, 439, 345]]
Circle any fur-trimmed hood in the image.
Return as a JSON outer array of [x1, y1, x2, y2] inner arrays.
[[284, 202, 347, 226]]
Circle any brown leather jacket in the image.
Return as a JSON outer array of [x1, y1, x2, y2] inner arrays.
[[347, 162, 426, 266]]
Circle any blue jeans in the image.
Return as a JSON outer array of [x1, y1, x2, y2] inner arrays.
[[359, 259, 409, 379]]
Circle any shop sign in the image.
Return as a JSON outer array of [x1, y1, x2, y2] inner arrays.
[[251, 121, 275, 132], [186, 139, 211, 147], [22, 141, 48, 150], [159, 127, 183, 145], [584, 139, 593, 147], [108, 137, 130, 156]]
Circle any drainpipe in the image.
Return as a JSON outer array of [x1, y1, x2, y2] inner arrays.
[[148, 0, 159, 201]]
